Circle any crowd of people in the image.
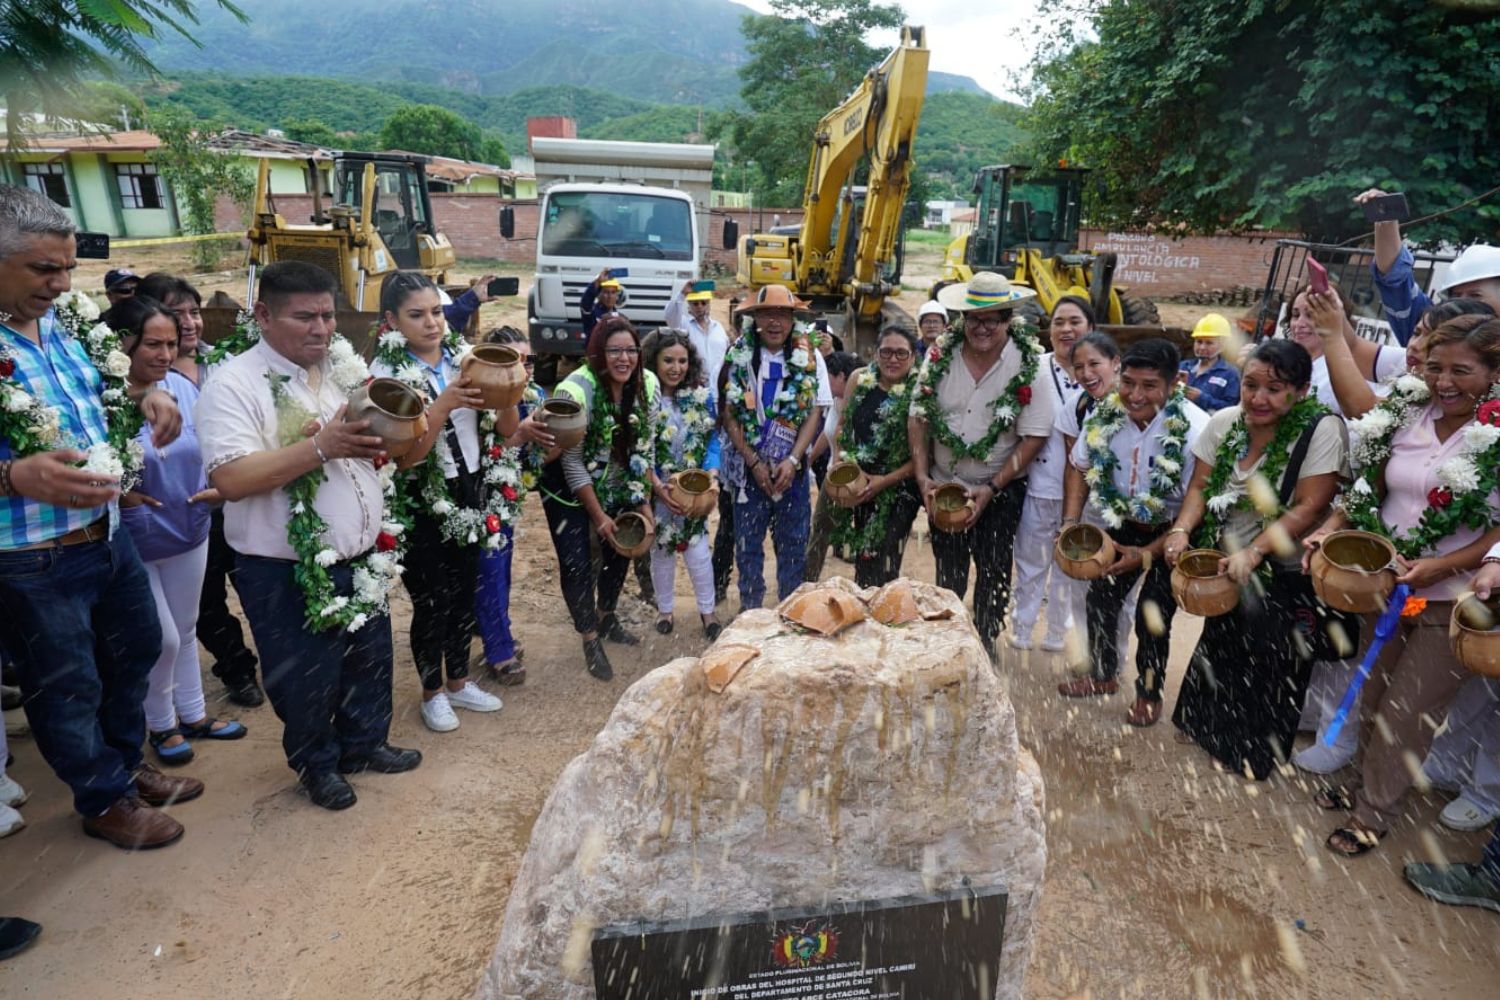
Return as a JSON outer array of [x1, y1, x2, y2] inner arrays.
[[2, 181, 1499, 960]]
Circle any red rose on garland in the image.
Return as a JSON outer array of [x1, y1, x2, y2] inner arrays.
[[375, 531, 398, 552], [500, 485, 518, 502], [676, 541, 689, 553], [1427, 487, 1453, 509], [484, 513, 502, 533], [0, 357, 13, 378], [1477, 400, 1500, 427], [1016, 385, 1033, 406], [488, 445, 504, 460], [928, 345, 941, 363], [372, 454, 389, 470]]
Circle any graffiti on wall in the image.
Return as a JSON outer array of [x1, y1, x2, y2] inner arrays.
[[1088, 232, 1201, 284]]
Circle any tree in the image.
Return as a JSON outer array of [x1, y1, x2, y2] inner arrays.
[[1021, 0, 1500, 243], [282, 117, 340, 147], [0, 0, 245, 144], [147, 107, 254, 270], [715, 0, 905, 207], [377, 103, 506, 165]]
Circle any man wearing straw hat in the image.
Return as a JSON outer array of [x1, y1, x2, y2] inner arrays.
[[909, 271, 1054, 655]]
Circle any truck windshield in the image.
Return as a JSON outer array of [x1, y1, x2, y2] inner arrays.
[[541, 191, 693, 261]]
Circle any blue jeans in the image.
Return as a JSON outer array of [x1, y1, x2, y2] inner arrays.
[[235, 556, 394, 777], [475, 525, 518, 664], [734, 470, 811, 609], [0, 529, 161, 816]]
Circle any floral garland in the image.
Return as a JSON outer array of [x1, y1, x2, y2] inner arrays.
[[201, 310, 262, 366], [1197, 396, 1331, 548], [1338, 375, 1500, 560], [831, 367, 917, 556], [655, 384, 715, 551], [914, 320, 1041, 461], [580, 377, 655, 511], [478, 382, 543, 546], [723, 328, 819, 451], [267, 335, 409, 633], [1081, 385, 1191, 528]]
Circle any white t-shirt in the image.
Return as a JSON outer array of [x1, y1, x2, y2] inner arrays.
[[1309, 346, 1404, 416]]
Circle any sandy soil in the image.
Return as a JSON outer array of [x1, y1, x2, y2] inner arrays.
[[4, 246, 1496, 999]]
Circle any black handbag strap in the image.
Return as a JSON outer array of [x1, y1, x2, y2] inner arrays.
[[1278, 412, 1337, 508], [443, 420, 482, 508]]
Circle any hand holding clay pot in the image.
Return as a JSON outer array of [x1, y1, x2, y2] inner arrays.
[[318, 403, 386, 461], [459, 344, 528, 410], [513, 412, 556, 450], [345, 378, 428, 460], [533, 397, 586, 450], [432, 374, 485, 420]]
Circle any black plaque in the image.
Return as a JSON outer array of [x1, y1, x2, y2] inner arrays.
[[591, 885, 1007, 1000]]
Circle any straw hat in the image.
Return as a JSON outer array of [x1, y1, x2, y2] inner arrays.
[[738, 284, 814, 316], [936, 271, 1036, 313]]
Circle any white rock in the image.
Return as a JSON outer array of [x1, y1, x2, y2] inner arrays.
[[476, 577, 1047, 1000]]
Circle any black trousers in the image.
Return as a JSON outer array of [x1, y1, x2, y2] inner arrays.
[[403, 505, 479, 691], [931, 478, 1027, 645], [542, 492, 630, 635], [1086, 521, 1176, 701], [200, 508, 258, 686], [712, 484, 735, 600], [852, 487, 921, 589]]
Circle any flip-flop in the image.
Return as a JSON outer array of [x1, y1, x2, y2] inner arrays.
[[1326, 825, 1383, 857], [148, 727, 195, 765], [1314, 786, 1355, 811], [492, 661, 526, 686], [179, 717, 248, 741]]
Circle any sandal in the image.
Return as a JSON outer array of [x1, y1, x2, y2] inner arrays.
[[179, 717, 247, 741], [1326, 824, 1384, 857], [148, 727, 195, 766], [491, 660, 527, 686], [1314, 786, 1355, 811]]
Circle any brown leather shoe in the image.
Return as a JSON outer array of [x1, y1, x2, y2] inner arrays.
[[133, 764, 204, 806], [1126, 697, 1162, 727], [1057, 677, 1119, 698], [83, 796, 184, 850]]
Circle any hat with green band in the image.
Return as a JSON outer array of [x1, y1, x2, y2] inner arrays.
[[936, 271, 1036, 313]]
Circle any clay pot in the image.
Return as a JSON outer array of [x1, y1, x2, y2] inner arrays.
[[779, 587, 867, 636], [823, 461, 869, 509], [669, 469, 718, 519], [345, 377, 428, 459], [1054, 523, 1116, 581], [536, 397, 586, 450], [459, 344, 528, 410], [608, 511, 654, 559], [1450, 593, 1500, 679], [1310, 530, 1397, 614], [930, 483, 974, 533], [1170, 549, 1240, 617]]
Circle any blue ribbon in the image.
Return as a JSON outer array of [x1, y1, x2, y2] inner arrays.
[[1322, 583, 1412, 747]]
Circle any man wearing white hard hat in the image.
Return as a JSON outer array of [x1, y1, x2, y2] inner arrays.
[[1357, 187, 1500, 345], [916, 299, 948, 346], [909, 271, 1054, 656]]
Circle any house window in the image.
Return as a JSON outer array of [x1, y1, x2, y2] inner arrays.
[[22, 163, 70, 207], [115, 163, 165, 209]]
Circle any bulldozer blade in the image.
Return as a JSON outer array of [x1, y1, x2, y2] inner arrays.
[[202, 295, 384, 359], [1098, 323, 1192, 352]]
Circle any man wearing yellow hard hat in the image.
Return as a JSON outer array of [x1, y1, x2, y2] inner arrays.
[[1179, 312, 1240, 412], [580, 267, 625, 344]]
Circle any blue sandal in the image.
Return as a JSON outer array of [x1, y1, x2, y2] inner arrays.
[[179, 717, 247, 741], [148, 728, 195, 765]]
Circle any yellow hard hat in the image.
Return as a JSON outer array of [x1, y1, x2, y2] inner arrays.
[[598, 278, 623, 291], [1192, 313, 1232, 339]]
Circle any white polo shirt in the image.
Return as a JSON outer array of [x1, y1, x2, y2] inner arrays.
[[1069, 398, 1210, 521]]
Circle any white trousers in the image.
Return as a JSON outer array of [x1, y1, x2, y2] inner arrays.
[[143, 541, 210, 733], [1010, 494, 1077, 642], [651, 534, 716, 616], [1424, 676, 1500, 813], [1299, 658, 1361, 755]]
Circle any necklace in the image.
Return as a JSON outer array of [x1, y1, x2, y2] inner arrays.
[[1081, 385, 1191, 528]]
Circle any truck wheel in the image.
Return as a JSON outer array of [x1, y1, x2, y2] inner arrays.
[[1120, 293, 1160, 326]]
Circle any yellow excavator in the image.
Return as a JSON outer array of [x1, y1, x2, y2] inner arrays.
[[732, 25, 929, 353]]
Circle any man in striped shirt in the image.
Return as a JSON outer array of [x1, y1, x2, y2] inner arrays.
[[0, 185, 195, 851]]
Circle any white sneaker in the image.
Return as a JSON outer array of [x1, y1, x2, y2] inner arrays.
[[0, 801, 23, 838], [446, 681, 502, 713], [1439, 796, 1500, 832], [1040, 635, 1067, 653], [1006, 632, 1034, 651], [0, 773, 28, 807], [420, 692, 460, 733], [1293, 740, 1354, 775]]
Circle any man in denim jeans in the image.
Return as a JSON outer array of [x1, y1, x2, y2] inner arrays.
[[0, 184, 195, 851]]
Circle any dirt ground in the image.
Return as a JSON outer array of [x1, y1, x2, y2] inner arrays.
[[3, 245, 1496, 998]]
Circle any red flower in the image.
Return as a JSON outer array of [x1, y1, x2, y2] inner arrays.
[[488, 445, 504, 460], [0, 357, 13, 378], [372, 454, 389, 470], [676, 541, 689, 553], [375, 531, 398, 552], [499, 485, 518, 502], [1016, 385, 1033, 406], [485, 513, 502, 533], [1477, 400, 1500, 427], [928, 346, 941, 362], [1427, 487, 1453, 508]]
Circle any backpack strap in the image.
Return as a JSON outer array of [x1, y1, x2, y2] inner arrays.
[[1278, 412, 1336, 508]]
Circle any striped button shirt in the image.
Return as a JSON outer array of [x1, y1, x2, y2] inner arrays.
[[0, 309, 111, 548]]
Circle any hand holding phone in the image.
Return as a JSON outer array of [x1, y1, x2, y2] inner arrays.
[[486, 276, 519, 297], [1307, 256, 1330, 296], [1357, 191, 1410, 224], [607, 267, 630, 279]]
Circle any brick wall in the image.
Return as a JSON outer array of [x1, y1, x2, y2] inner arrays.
[[1078, 228, 1301, 296]]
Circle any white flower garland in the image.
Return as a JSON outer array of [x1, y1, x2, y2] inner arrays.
[[1081, 386, 1191, 528]]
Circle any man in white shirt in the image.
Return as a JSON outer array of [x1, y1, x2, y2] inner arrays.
[[1060, 338, 1209, 727], [910, 273, 1055, 653], [196, 261, 421, 811], [665, 282, 729, 400]]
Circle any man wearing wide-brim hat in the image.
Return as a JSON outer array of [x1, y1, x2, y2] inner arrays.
[[908, 271, 1054, 655], [720, 285, 835, 609]]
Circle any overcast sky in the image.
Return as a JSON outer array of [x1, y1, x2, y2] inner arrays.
[[735, 0, 1050, 102]]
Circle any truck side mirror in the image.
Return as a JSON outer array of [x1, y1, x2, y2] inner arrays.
[[721, 217, 738, 250], [499, 205, 515, 239]]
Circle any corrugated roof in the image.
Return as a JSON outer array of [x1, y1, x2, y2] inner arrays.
[[0, 129, 161, 153]]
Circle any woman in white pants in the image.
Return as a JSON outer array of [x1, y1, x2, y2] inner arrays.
[[644, 330, 723, 638], [1009, 296, 1092, 651], [110, 296, 245, 766]]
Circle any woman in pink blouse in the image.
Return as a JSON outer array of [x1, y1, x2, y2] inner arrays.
[[1303, 315, 1500, 856]]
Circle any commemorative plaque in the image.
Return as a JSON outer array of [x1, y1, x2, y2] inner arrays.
[[591, 885, 1008, 1000]]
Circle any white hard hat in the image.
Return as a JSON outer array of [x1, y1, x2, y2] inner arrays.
[[917, 299, 948, 320], [1439, 244, 1500, 293]]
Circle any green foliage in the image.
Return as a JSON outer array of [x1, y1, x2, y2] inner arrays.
[[0, 0, 244, 144], [1022, 0, 1500, 242], [146, 106, 254, 268], [915, 92, 1027, 201], [716, 0, 906, 206], [377, 104, 508, 166]]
